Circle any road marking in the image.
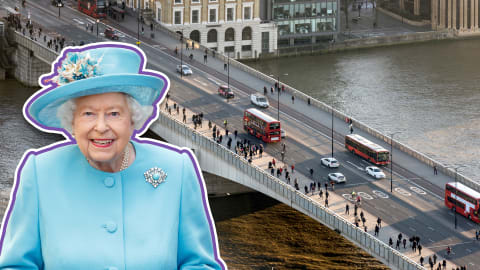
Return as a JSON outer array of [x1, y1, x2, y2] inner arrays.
[[193, 78, 208, 87], [395, 187, 411, 196], [467, 223, 473, 227], [429, 238, 434, 243], [85, 18, 96, 24], [372, 190, 389, 199], [409, 227, 416, 232], [358, 191, 373, 200], [208, 77, 223, 86], [344, 182, 369, 187], [73, 18, 84, 25], [427, 226, 435, 231], [466, 248, 472, 253], [346, 161, 363, 170], [410, 186, 427, 195], [342, 194, 356, 202], [391, 204, 396, 209]]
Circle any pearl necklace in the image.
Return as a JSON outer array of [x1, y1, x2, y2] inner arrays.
[[119, 143, 130, 171], [87, 143, 130, 172]]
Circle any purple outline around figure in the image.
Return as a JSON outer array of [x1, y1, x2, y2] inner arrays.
[[0, 42, 226, 269]]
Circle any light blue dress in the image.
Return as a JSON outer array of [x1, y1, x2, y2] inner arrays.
[[0, 139, 226, 269]]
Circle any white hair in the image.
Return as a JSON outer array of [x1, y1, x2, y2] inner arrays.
[[57, 94, 153, 134]]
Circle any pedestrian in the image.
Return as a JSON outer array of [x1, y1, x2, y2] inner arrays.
[[395, 239, 400, 249], [349, 124, 354, 134], [216, 129, 220, 138], [203, 53, 207, 64], [331, 181, 335, 191], [224, 119, 228, 129], [264, 86, 267, 95], [433, 253, 437, 264], [377, 217, 382, 228], [234, 130, 238, 138], [186, 42, 189, 50], [182, 114, 186, 123], [420, 256, 424, 266], [412, 241, 417, 252], [291, 164, 295, 173], [282, 85, 285, 93], [304, 185, 308, 194], [442, 259, 446, 269], [402, 238, 406, 249], [224, 62, 227, 71], [319, 188, 323, 199], [361, 216, 366, 226], [176, 106, 179, 114], [389, 237, 393, 247], [281, 151, 285, 162], [374, 224, 379, 236], [291, 95, 295, 104], [325, 198, 328, 207], [418, 244, 422, 255], [434, 165, 438, 175], [325, 190, 329, 199], [272, 158, 276, 168], [476, 230, 479, 240], [345, 204, 349, 215], [174, 47, 178, 55], [309, 168, 314, 178], [270, 86, 274, 94], [429, 257, 433, 269], [446, 246, 451, 256], [259, 147, 263, 158], [141, 26, 144, 35], [270, 167, 274, 176]]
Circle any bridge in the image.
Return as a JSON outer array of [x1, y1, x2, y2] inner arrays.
[[1, 3, 479, 269]]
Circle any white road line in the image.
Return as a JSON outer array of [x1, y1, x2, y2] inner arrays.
[[73, 18, 84, 24], [429, 239, 434, 243], [193, 78, 208, 86], [409, 227, 416, 232], [466, 248, 472, 253], [85, 18, 96, 24], [427, 226, 435, 231], [467, 223, 474, 227], [346, 161, 363, 170], [208, 77, 223, 86]]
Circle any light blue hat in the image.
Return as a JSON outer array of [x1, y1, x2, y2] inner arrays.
[[25, 42, 169, 134]]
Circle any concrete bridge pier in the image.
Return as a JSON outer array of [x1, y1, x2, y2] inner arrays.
[[13, 45, 50, 87]]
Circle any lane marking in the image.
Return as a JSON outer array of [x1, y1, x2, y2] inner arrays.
[[73, 18, 84, 24], [372, 190, 389, 199], [358, 191, 373, 200], [466, 248, 472, 253], [409, 227, 416, 232], [346, 161, 363, 170], [429, 238, 434, 243], [193, 78, 208, 87], [410, 186, 427, 195], [427, 226, 434, 231], [395, 187, 411, 197]]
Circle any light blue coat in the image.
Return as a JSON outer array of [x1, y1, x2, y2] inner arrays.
[[0, 139, 226, 269]]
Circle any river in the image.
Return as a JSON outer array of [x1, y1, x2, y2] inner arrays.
[[247, 39, 480, 180]]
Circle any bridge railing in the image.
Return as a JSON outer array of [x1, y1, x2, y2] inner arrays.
[[156, 111, 424, 270]]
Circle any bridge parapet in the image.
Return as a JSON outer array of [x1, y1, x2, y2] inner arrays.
[[151, 111, 423, 270]]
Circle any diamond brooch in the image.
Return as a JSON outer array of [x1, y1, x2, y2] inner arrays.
[[144, 167, 167, 188]]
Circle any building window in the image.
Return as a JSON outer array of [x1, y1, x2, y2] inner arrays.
[[242, 27, 252, 40], [191, 0, 199, 3], [243, 6, 251, 20], [241, 45, 252, 51], [191, 9, 199, 24], [156, 8, 161, 22], [226, 7, 234, 21], [225, 28, 235, 41], [209, 8, 217, 23], [190, 30, 200, 42], [174, 11, 182, 25], [224, 46, 235, 52], [207, 29, 218, 42], [174, 0, 182, 4]]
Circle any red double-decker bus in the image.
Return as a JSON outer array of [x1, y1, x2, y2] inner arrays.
[[78, 0, 107, 18], [345, 134, 389, 165], [445, 182, 480, 223], [243, 108, 281, 143]]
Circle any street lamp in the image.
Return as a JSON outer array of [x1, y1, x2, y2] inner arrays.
[[446, 165, 467, 229], [269, 73, 288, 121], [57, 0, 63, 18], [137, 10, 140, 46], [96, 19, 99, 37], [331, 107, 334, 158], [180, 29, 184, 78], [389, 131, 401, 192]]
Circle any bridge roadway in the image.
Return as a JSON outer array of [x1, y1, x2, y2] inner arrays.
[[9, 0, 479, 268]]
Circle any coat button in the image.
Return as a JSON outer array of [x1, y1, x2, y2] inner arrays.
[[104, 177, 115, 188], [103, 221, 117, 233]]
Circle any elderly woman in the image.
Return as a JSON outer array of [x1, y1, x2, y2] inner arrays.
[[0, 43, 226, 269]]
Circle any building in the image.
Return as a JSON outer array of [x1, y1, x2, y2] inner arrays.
[[128, 0, 277, 59], [260, 0, 340, 47]]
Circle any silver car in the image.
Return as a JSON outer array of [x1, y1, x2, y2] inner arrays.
[[328, 172, 346, 183], [176, 64, 193, 76]]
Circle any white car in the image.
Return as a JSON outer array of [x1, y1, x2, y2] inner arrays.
[[321, 157, 340, 168], [176, 64, 193, 76], [366, 166, 386, 179], [250, 93, 269, 108], [281, 128, 286, 138], [328, 172, 346, 183]]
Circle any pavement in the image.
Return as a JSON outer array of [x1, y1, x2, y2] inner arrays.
[[4, 1, 472, 268]]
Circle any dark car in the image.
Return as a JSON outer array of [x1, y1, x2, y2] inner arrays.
[[218, 85, 234, 98], [104, 27, 119, 40]]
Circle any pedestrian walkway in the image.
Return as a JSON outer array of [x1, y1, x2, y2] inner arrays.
[[160, 97, 459, 270]]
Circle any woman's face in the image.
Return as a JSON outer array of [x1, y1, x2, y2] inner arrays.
[[72, 92, 134, 171]]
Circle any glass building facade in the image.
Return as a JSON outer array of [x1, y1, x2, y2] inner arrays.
[[271, 0, 339, 46]]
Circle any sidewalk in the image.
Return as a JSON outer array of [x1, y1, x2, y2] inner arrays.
[[159, 97, 459, 269]]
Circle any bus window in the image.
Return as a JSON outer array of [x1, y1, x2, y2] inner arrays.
[[378, 152, 389, 162], [269, 123, 280, 130]]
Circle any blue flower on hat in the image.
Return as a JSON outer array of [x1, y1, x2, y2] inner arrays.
[[52, 52, 103, 85]]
